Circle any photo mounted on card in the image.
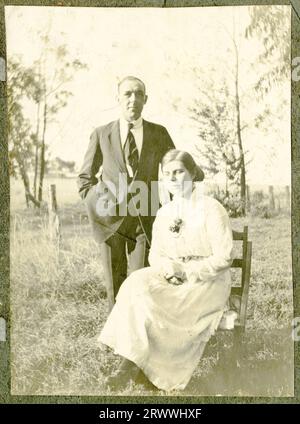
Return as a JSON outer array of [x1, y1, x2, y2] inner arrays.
[[5, 4, 294, 397]]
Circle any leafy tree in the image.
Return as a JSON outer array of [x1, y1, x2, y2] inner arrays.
[[8, 34, 87, 207], [245, 5, 290, 95], [189, 8, 288, 216], [190, 73, 248, 216], [7, 58, 42, 207], [189, 34, 250, 216], [31, 35, 87, 202]]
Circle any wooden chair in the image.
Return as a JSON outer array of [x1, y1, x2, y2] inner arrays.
[[218, 226, 252, 355]]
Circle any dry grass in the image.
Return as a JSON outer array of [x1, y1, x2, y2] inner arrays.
[[10, 207, 294, 397]]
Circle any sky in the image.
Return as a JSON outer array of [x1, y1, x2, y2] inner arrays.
[[5, 5, 291, 186]]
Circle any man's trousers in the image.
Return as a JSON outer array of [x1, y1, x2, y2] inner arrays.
[[99, 216, 149, 313]]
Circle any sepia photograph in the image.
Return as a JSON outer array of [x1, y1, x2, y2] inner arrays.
[[5, 4, 293, 396]]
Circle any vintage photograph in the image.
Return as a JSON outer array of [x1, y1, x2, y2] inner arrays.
[[6, 5, 293, 396]]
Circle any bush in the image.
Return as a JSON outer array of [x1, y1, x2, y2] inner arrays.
[[211, 188, 283, 219], [212, 189, 244, 217]]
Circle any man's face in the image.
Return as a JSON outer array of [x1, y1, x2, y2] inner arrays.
[[118, 79, 148, 122]]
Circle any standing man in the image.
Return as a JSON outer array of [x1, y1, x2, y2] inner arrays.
[[78, 76, 175, 311]]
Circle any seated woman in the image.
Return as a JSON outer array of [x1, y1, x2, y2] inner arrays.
[[98, 149, 233, 392]]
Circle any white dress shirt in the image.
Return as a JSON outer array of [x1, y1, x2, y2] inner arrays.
[[119, 116, 143, 177]]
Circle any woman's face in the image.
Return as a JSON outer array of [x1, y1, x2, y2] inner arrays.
[[162, 160, 194, 197]]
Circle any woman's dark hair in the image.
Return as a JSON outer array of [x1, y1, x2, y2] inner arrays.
[[161, 149, 205, 182]]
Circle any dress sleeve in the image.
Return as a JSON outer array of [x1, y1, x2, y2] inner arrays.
[[184, 202, 233, 282]]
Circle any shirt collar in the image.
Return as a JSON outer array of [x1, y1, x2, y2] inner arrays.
[[120, 116, 143, 131]]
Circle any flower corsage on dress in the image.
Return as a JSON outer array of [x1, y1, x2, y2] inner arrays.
[[166, 218, 185, 286]]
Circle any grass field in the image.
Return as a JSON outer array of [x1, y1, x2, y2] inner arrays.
[[10, 196, 294, 397], [9, 173, 294, 396]]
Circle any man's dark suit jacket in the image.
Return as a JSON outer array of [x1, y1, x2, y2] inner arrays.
[[78, 119, 175, 244]]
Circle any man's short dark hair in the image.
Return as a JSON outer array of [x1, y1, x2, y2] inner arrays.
[[118, 76, 146, 94]]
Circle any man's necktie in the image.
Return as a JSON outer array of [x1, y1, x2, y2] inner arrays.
[[124, 123, 139, 179]]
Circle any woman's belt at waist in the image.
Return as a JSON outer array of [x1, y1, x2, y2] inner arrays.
[[176, 255, 206, 263]]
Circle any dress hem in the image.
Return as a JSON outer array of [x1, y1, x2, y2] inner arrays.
[[99, 308, 225, 392]]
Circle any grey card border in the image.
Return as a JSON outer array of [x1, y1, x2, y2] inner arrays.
[[0, 0, 299, 404]]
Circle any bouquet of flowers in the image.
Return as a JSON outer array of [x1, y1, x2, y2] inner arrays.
[[169, 218, 183, 235]]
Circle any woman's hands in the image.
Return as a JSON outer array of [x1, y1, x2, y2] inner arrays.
[[163, 261, 183, 280], [152, 258, 187, 285], [163, 261, 186, 285], [153, 258, 203, 285]]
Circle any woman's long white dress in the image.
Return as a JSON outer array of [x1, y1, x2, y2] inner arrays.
[[98, 186, 233, 391]]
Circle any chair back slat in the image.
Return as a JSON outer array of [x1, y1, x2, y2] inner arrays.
[[230, 226, 252, 330], [239, 241, 252, 327], [230, 287, 243, 297], [232, 230, 245, 241], [241, 226, 248, 289], [231, 259, 243, 268]]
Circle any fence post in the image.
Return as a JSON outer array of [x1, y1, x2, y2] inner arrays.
[[48, 184, 61, 248], [276, 196, 281, 213], [268, 185, 275, 212], [285, 185, 290, 210]]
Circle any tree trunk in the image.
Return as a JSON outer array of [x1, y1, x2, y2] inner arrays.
[[33, 101, 41, 200], [18, 162, 30, 208], [18, 159, 40, 208], [33, 143, 39, 199], [22, 175, 30, 208], [33, 65, 42, 200], [246, 184, 251, 213], [233, 38, 246, 217], [38, 100, 47, 203], [27, 192, 41, 208]]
